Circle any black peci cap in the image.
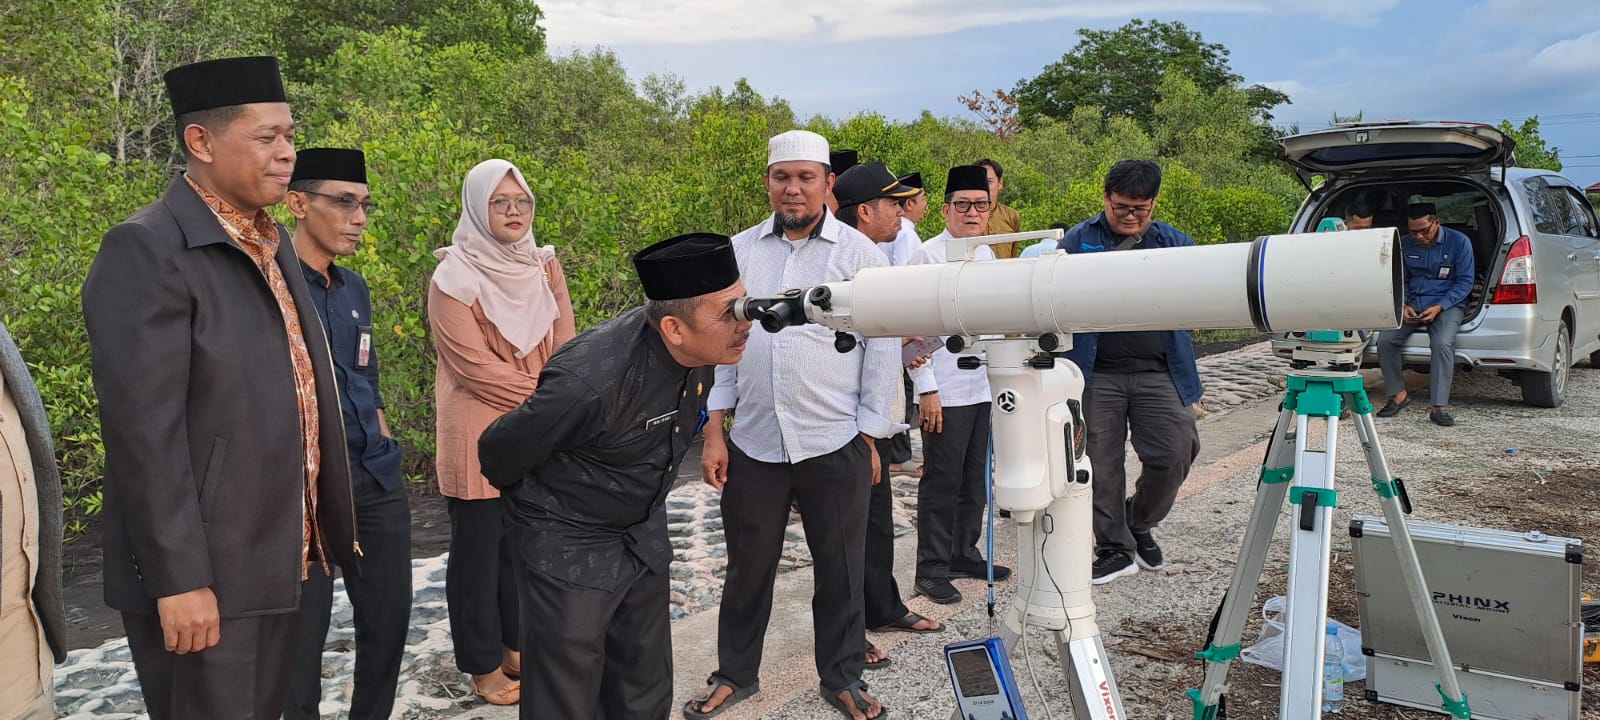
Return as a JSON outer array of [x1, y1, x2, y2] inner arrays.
[[633, 233, 740, 300], [291, 148, 368, 185], [830, 149, 859, 174], [165, 56, 288, 117], [1407, 202, 1437, 218], [897, 172, 923, 190], [946, 165, 990, 194]]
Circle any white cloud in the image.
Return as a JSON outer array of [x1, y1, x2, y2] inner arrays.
[[1529, 30, 1600, 75], [540, 0, 1396, 47]]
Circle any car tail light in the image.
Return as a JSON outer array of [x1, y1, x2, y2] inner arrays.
[[1491, 236, 1537, 304]]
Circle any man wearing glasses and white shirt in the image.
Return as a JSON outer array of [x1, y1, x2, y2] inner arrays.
[[1055, 160, 1202, 586], [904, 165, 1013, 607]]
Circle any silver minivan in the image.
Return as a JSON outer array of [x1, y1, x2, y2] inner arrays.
[[1272, 121, 1600, 407]]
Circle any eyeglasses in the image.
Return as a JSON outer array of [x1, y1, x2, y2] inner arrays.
[[1407, 219, 1437, 237], [949, 199, 993, 213], [302, 190, 378, 214], [489, 197, 535, 215], [1110, 203, 1153, 218]]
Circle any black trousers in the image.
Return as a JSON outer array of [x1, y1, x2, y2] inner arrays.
[[716, 438, 871, 693], [284, 471, 413, 720], [445, 497, 520, 675], [1084, 371, 1200, 558], [863, 437, 908, 629], [124, 611, 298, 720], [916, 403, 991, 582], [513, 538, 671, 720]]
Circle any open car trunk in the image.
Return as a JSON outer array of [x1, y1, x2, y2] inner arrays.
[[1280, 121, 1515, 181]]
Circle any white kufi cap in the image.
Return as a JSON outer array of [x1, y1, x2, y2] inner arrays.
[[767, 130, 830, 168]]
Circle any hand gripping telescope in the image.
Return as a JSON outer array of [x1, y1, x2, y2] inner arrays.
[[734, 228, 1404, 719]]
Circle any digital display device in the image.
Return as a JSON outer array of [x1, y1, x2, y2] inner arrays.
[[945, 637, 1027, 720]]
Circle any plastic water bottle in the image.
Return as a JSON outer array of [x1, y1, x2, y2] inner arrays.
[[1322, 622, 1345, 713]]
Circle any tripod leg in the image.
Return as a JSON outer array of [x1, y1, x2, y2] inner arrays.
[[1278, 410, 1342, 719], [1057, 629, 1123, 720], [1345, 401, 1472, 718], [1189, 404, 1299, 719]]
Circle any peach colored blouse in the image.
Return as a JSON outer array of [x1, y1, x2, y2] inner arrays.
[[429, 257, 576, 500]]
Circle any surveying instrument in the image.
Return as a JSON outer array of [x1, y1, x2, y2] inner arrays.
[[735, 226, 1409, 719], [1185, 221, 1472, 719]]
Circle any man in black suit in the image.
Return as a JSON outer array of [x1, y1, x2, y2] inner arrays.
[[81, 56, 358, 720]]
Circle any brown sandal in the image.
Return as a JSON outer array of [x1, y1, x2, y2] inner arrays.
[[471, 673, 521, 706], [500, 661, 521, 680]]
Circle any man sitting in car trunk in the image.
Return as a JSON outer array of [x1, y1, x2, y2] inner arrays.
[[1376, 202, 1475, 427]]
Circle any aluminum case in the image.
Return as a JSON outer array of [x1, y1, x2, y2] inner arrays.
[[1349, 515, 1583, 720]]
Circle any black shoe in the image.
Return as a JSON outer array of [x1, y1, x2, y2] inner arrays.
[[1131, 532, 1164, 570], [1429, 408, 1455, 427], [914, 577, 963, 604], [1375, 396, 1411, 417], [950, 561, 1012, 581], [1091, 548, 1137, 585]]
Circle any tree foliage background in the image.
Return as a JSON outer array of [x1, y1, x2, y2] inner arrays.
[[0, 5, 1562, 526]]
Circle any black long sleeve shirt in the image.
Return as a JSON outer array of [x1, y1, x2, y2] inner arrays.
[[479, 307, 711, 590]]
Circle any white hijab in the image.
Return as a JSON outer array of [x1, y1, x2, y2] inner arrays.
[[432, 159, 560, 358]]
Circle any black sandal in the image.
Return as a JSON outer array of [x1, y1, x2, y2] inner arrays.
[[683, 674, 758, 719], [865, 641, 892, 669], [872, 611, 943, 634], [821, 682, 888, 719]]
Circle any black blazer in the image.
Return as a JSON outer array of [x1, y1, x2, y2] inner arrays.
[[83, 175, 358, 617]]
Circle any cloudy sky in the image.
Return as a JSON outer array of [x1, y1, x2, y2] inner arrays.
[[541, 0, 1600, 186]]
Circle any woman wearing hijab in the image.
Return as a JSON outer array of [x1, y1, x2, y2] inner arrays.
[[429, 159, 576, 706]]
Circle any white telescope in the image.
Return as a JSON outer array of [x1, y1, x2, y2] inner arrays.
[[737, 228, 1402, 342], [731, 227, 1403, 720]]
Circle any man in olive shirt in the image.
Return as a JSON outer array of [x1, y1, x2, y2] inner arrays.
[[479, 233, 749, 720], [977, 158, 1022, 257]]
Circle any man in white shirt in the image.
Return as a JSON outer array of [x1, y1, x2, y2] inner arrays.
[[688, 131, 898, 720], [832, 164, 944, 657], [882, 172, 926, 267], [906, 165, 1013, 606]]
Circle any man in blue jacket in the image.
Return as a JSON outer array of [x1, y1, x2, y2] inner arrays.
[[1056, 160, 1202, 585], [1375, 202, 1475, 427]]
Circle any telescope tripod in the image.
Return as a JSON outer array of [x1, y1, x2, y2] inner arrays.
[[1187, 366, 1471, 719]]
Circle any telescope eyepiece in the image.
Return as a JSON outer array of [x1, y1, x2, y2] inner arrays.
[[732, 290, 813, 334]]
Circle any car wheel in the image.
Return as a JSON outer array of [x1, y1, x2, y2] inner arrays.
[[1591, 348, 1600, 368], [1521, 321, 1570, 408]]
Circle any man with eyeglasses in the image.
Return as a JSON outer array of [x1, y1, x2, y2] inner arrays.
[[1056, 159, 1202, 585], [1375, 202, 1474, 427], [277, 149, 411, 720], [905, 165, 1011, 606]]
